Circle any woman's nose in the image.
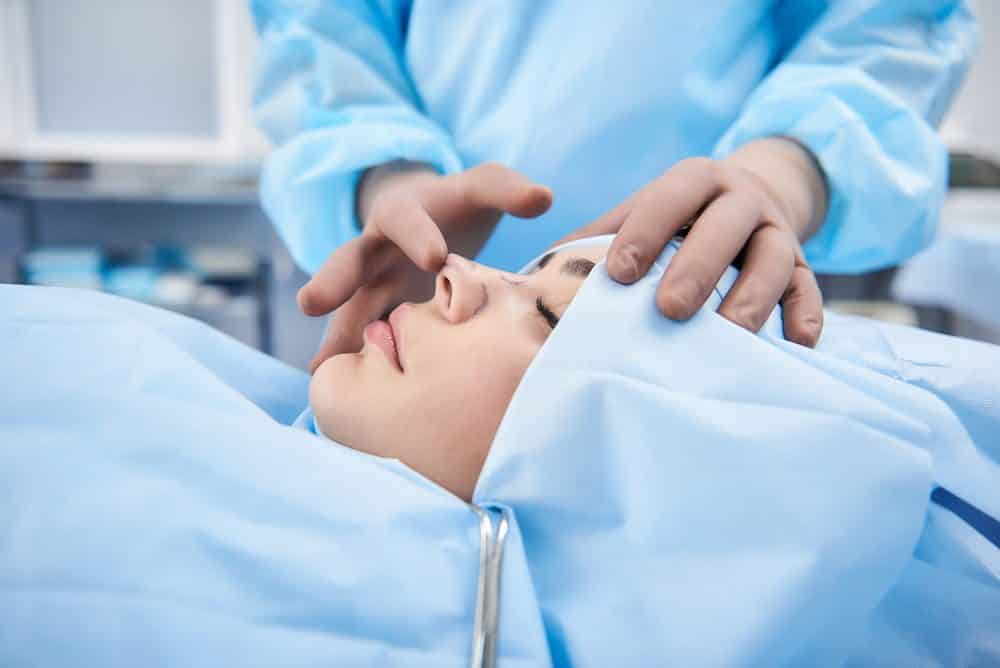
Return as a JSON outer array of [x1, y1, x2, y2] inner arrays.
[[434, 254, 487, 323]]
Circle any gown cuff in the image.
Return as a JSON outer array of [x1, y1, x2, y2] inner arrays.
[[714, 72, 946, 274]]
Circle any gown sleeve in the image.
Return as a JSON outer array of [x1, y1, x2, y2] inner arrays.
[[250, 0, 463, 273], [713, 1, 978, 273]]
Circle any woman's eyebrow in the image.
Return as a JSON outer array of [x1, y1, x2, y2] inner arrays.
[[535, 252, 555, 270], [530, 252, 594, 277], [561, 257, 596, 278]]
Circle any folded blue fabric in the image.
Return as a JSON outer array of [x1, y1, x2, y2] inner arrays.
[[1, 237, 998, 666], [483, 236, 1000, 665]]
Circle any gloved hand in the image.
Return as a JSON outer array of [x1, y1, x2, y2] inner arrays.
[[558, 137, 829, 347], [298, 161, 552, 372]]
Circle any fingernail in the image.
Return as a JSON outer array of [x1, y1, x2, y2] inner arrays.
[[610, 246, 641, 283], [663, 278, 699, 317], [790, 316, 822, 346], [725, 299, 770, 332]]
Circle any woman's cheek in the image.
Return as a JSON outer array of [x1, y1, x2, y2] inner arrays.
[[309, 355, 375, 447], [488, 343, 542, 408], [308, 359, 343, 424]]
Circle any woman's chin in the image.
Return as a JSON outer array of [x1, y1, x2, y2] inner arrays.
[[308, 354, 355, 438]]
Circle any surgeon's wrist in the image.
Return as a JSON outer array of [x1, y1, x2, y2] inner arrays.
[[355, 160, 440, 228], [723, 137, 829, 243]]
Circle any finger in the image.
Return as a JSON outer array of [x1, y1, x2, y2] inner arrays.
[[308, 285, 393, 373], [656, 192, 760, 320], [298, 198, 448, 318], [607, 157, 720, 284], [461, 162, 553, 218], [370, 195, 448, 271], [309, 306, 365, 374], [298, 234, 389, 317], [780, 262, 824, 347], [716, 225, 796, 333], [552, 196, 633, 248]]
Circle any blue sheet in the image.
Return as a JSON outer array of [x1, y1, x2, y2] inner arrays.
[[893, 212, 1000, 331], [1, 237, 998, 665]]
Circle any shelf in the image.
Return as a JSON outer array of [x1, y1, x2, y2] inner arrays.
[[0, 163, 261, 205]]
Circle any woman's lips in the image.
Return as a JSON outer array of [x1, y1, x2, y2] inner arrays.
[[388, 303, 409, 368], [363, 319, 402, 372]]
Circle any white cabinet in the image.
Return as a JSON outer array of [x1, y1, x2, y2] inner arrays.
[[0, 0, 267, 164]]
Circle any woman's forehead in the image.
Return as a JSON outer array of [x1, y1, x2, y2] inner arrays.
[[524, 246, 607, 309], [529, 244, 608, 275]]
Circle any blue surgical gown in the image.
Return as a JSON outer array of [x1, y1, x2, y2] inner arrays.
[[251, 0, 976, 275]]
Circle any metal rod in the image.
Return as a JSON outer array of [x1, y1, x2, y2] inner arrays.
[[469, 506, 509, 668]]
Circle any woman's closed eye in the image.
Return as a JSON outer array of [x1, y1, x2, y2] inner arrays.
[[501, 253, 598, 330], [501, 274, 558, 328], [536, 297, 559, 329]]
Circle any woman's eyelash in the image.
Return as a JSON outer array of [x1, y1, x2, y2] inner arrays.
[[536, 297, 559, 329], [505, 275, 557, 328]]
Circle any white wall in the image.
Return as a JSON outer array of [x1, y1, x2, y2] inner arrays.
[[941, 1, 1000, 158], [2, 1, 996, 164]]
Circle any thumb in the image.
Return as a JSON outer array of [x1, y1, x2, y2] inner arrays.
[[461, 162, 553, 218], [309, 288, 384, 373]]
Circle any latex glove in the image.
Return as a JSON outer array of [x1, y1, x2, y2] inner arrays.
[[299, 161, 552, 372], [558, 137, 829, 347]]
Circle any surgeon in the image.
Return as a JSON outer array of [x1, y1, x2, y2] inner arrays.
[[250, 1, 977, 371]]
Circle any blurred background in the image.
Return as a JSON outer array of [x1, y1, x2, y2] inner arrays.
[[1, 0, 999, 371]]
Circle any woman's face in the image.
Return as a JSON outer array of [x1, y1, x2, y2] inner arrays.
[[310, 245, 606, 501]]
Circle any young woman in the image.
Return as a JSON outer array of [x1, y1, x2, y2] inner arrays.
[[307, 246, 603, 500]]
